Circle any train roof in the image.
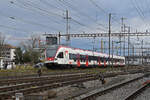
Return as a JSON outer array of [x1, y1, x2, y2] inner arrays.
[[47, 45, 125, 59]]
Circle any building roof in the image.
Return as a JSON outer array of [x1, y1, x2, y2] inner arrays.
[[0, 44, 16, 49]]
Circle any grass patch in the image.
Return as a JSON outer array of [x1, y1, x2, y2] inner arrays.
[[0, 65, 124, 77]]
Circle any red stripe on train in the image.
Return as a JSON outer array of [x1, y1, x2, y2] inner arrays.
[[104, 60, 106, 67], [47, 57, 54, 61], [77, 60, 80, 67], [86, 55, 88, 67]]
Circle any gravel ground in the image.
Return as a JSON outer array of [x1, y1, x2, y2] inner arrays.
[[96, 75, 149, 100], [48, 77, 120, 100], [136, 86, 150, 100], [47, 73, 144, 100]]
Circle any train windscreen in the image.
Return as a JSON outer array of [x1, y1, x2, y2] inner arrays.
[[46, 45, 59, 58]]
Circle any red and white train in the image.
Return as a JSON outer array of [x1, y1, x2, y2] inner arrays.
[[44, 45, 125, 68]]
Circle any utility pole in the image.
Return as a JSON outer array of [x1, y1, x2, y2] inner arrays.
[[128, 26, 130, 66], [119, 34, 122, 56], [109, 13, 111, 66], [93, 36, 96, 51], [104, 41, 106, 53], [120, 17, 126, 56], [101, 39, 103, 53], [112, 40, 114, 67], [132, 45, 134, 64], [141, 40, 143, 65], [64, 10, 71, 46], [58, 32, 61, 45], [123, 24, 126, 56], [121, 17, 126, 32], [116, 46, 118, 55]]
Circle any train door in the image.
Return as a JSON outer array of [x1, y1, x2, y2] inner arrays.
[[77, 54, 80, 67], [64, 50, 69, 64], [57, 52, 64, 64], [98, 57, 101, 67], [86, 55, 88, 67]]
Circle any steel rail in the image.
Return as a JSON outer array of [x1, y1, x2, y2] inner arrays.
[[73, 73, 149, 100], [0, 74, 94, 93], [0, 75, 96, 99], [124, 81, 150, 100], [0, 71, 86, 80], [0, 73, 88, 86]]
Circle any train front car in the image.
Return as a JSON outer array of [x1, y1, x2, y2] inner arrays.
[[45, 45, 70, 69], [44, 45, 59, 68]]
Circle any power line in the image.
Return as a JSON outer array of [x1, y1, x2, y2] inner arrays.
[[39, 0, 65, 12], [11, 0, 108, 32], [22, 0, 96, 31], [131, 0, 150, 30], [134, 0, 145, 18], [19, 0, 63, 17], [88, 0, 140, 33], [145, 0, 150, 14], [88, 0, 121, 25], [55, 0, 94, 31], [10, 0, 65, 25], [131, 0, 145, 21], [0, 11, 61, 31], [39, 0, 101, 32], [58, 0, 108, 31], [18, 0, 86, 27], [0, 24, 31, 33]]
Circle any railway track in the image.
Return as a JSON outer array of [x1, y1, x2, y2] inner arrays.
[[0, 73, 88, 86], [73, 72, 150, 100], [0, 74, 97, 99], [0, 71, 139, 99], [0, 67, 149, 99], [0, 69, 144, 87], [0, 74, 95, 92], [0, 65, 146, 80], [0, 66, 148, 86], [0, 71, 87, 80], [124, 81, 150, 100]]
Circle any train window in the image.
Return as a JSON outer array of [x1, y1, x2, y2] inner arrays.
[[69, 53, 73, 59], [105, 58, 108, 62], [101, 57, 104, 63], [69, 53, 77, 60], [57, 52, 64, 58]]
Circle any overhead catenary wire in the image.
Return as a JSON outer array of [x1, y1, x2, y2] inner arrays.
[[144, 0, 150, 13], [10, 0, 64, 25], [88, 0, 121, 25], [131, 0, 146, 22], [39, 0, 104, 32], [11, 0, 91, 34], [0, 11, 61, 31], [88, 0, 140, 33], [58, 0, 108, 31], [16, 0, 97, 32], [10, 0, 108, 33], [39, 0, 65, 12], [88, 0, 123, 33], [131, 0, 150, 31], [134, 0, 145, 18], [0, 24, 31, 33], [17, 0, 63, 18]]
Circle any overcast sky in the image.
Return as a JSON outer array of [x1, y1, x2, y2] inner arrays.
[[0, 0, 150, 51]]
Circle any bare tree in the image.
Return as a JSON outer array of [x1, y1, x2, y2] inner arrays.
[[20, 34, 41, 64], [0, 33, 5, 57], [22, 34, 41, 51]]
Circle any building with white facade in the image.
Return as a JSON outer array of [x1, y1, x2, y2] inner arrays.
[[0, 44, 16, 69]]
